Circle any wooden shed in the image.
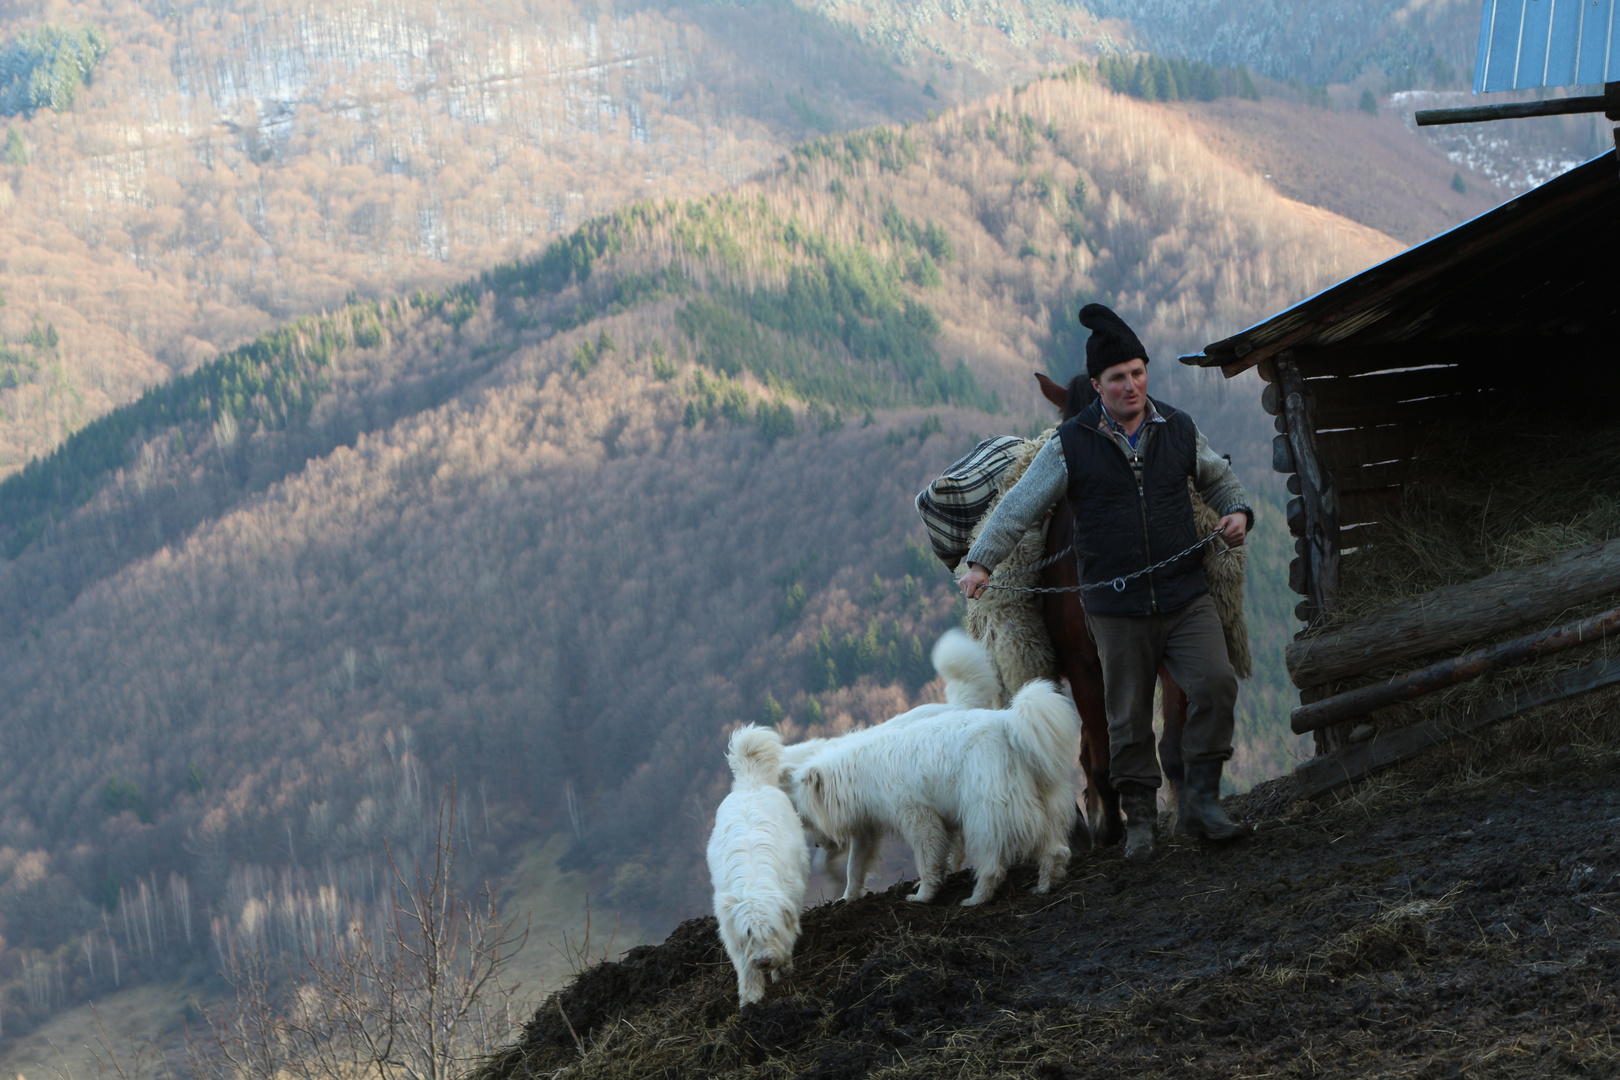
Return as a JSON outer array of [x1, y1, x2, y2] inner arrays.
[[1180, 147, 1620, 793]]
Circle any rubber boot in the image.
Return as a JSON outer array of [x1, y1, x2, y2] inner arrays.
[[1181, 761, 1252, 841], [1119, 784, 1157, 863]]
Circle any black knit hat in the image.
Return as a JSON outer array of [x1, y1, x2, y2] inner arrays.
[[1079, 303, 1148, 380]]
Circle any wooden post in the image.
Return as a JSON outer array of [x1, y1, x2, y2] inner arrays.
[[1276, 356, 1340, 624], [1273, 355, 1344, 749]]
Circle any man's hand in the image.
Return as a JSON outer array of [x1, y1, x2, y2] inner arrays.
[[960, 563, 991, 599], [1218, 512, 1248, 547]]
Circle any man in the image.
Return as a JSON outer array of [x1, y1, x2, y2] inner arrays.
[[959, 304, 1253, 861]]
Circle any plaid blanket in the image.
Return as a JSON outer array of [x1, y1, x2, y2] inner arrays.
[[915, 436, 1030, 570]]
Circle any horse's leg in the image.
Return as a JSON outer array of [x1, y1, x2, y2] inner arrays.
[[1070, 656, 1119, 847], [1041, 499, 1120, 848], [1159, 668, 1189, 835]]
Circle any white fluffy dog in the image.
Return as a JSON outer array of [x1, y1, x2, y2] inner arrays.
[[786, 632, 1079, 906], [780, 630, 1000, 894], [707, 724, 810, 1005]]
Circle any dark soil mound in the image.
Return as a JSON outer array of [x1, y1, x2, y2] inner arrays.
[[481, 766, 1620, 1079]]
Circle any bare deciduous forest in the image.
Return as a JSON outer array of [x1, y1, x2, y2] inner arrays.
[[0, 0, 962, 478]]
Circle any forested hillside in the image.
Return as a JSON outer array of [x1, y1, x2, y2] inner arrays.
[[1081, 0, 1481, 88], [0, 0, 949, 477], [0, 61, 1406, 1048]]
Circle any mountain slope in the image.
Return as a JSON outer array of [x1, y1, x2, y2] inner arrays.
[[1082, 0, 1481, 87], [0, 68, 1399, 1046], [479, 764, 1620, 1080], [0, 0, 934, 475], [1166, 96, 1502, 245]]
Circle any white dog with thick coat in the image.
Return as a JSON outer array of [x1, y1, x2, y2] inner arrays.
[[786, 630, 1079, 906], [707, 724, 810, 1005], [781, 629, 1002, 893]]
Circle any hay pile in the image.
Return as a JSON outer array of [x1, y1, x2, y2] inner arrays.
[[1315, 416, 1620, 783]]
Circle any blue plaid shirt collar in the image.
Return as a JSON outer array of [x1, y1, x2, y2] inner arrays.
[[1096, 399, 1164, 450]]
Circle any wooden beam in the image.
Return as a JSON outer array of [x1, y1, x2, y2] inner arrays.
[[1330, 459, 1412, 495], [1316, 426, 1431, 472], [1295, 655, 1620, 797], [1277, 357, 1340, 626], [1415, 94, 1610, 127], [1302, 366, 1469, 407], [1287, 535, 1620, 689], [1290, 605, 1620, 735], [1261, 381, 1281, 416], [1272, 433, 1294, 474], [1296, 488, 1400, 535], [1338, 521, 1383, 549], [1293, 335, 1609, 381], [1312, 393, 1481, 432], [1338, 487, 1404, 529]]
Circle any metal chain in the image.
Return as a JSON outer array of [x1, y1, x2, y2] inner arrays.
[[980, 529, 1229, 596], [1025, 541, 1076, 574]]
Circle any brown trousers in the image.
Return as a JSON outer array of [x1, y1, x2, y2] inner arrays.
[[1084, 594, 1238, 790]]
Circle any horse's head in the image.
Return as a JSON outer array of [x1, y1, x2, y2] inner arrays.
[[1035, 372, 1098, 422]]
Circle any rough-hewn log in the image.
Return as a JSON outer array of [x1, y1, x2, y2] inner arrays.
[[1338, 488, 1404, 528], [1290, 605, 1620, 734], [1289, 556, 1308, 595], [1339, 521, 1380, 545], [1287, 340, 1543, 381], [1316, 426, 1430, 472], [1272, 434, 1294, 474], [1330, 459, 1412, 495], [1302, 367, 1468, 408], [1286, 497, 1306, 537], [1295, 655, 1620, 797], [1261, 381, 1282, 416], [1277, 358, 1339, 624], [1287, 536, 1620, 688], [1313, 394, 1479, 432]]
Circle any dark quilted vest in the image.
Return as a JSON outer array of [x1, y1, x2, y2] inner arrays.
[[1056, 397, 1207, 616]]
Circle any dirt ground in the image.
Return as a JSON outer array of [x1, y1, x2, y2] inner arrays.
[[480, 758, 1620, 1080]]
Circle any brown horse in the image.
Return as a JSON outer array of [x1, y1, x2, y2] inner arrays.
[[1033, 372, 1188, 848]]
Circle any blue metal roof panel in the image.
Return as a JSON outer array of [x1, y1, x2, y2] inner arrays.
[[1474, 0, 1620, 92]]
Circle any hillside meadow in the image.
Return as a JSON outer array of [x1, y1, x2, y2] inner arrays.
[[0, 65, 1398, 1047]]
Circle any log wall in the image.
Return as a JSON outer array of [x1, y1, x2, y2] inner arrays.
[[1259, 350, 1497, 751]]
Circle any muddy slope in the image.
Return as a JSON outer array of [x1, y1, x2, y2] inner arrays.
[[483, 767, 1620, 1079]]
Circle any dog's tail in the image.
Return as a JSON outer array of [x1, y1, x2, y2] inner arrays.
[[1004, 679, 1081, 784], [727, 724, 785, 787], [933, 629, 1001, 710]]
